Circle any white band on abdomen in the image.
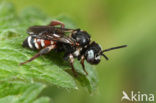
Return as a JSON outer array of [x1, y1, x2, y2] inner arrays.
[[34, 39, 39, 49], [41, 39, 45, 47], [27, 36, 33, 48]]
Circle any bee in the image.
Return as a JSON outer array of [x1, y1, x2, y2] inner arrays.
[[20, 20, 127, 76]]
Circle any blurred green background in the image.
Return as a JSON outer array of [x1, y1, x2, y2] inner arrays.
[[3, 0, 156, 102]]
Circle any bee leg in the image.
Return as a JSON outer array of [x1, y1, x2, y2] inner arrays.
[[48, 20, 65, 28], [69, 54, 77, 76], [80, 56, 88, 75], [20, 45, 55, 65]]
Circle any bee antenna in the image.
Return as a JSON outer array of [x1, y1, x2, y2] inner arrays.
[[102, 53, 109, 60], [100, 45, 127, 60], [102, 45, 127, 53]]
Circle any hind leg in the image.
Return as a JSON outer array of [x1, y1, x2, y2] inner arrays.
[[48, 20, 65, 28], [20, 45, 55, 65]]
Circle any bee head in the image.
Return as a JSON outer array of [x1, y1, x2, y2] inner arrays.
[[84, 41, 127, 65], [84, 42, 102, 64], [72, 29, 90, 46]]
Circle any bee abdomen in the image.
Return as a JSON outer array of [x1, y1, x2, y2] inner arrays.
[[22, 36, 35, 49], [22, 36, 54, 50]]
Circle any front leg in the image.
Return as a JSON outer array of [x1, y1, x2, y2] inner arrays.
[[20, 45, 55, 65], [48, 20, 65, 28], [80, 56, 88, 75], [68, 54, 77, 76]]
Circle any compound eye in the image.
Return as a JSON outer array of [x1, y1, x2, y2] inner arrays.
[[87, 50, 94, 60], [86, 50, 101, 64]]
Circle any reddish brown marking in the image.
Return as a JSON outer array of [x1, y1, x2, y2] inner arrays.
[[76, 43, 80, 46], [48, 20, 65, 28], [44, 40, 52, 47], [36, 39, 56, 49]]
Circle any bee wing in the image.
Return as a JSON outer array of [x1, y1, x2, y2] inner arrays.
[[27, 26, 74, 35], [27, 26, 76, 45], [27, 26, 52, 35], [30, 29, 75, 45], [54, 36, 76, 45]]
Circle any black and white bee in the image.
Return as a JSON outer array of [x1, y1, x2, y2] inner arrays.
[[20, 20, 127, 76]]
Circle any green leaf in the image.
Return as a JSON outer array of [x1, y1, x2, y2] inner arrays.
[[74, 61, 98, 93], [0, 96, 18, 103], [0, 40, 77, 89], [0, 2, 98, 102], [0, 81, 48, 103], [33, 97, 50, 103]]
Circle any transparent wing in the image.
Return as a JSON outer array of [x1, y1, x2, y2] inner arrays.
[[27, 26, 76, 45], [27, 26, 74, 35]]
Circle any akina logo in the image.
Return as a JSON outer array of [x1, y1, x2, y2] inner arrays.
[[121, 91, 154, 102]]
